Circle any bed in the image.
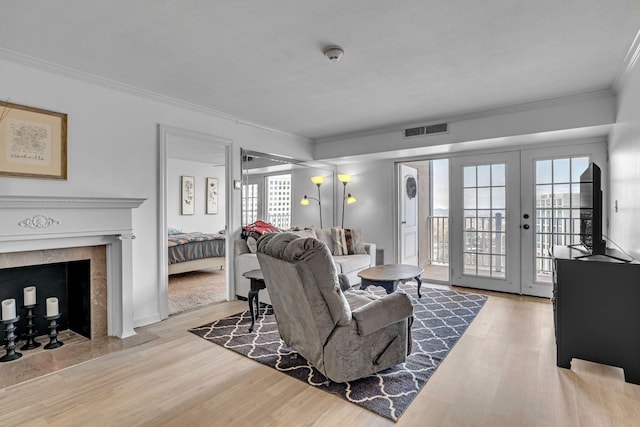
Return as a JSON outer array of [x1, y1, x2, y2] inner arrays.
[[168, 231, 226, 275]]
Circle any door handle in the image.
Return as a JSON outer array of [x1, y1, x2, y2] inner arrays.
[[522, 224, 530, 230], [401, 221, 407, 224]]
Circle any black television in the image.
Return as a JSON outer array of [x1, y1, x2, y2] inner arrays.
[[579, 163, 606, 255]]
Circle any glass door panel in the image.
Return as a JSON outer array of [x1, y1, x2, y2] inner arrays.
[[451, 151, 520, 293]]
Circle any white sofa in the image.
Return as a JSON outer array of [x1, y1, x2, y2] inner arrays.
[[234, 229, 376, 305]]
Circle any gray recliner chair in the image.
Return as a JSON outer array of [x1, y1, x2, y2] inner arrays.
[[256, 232, 413, 383]]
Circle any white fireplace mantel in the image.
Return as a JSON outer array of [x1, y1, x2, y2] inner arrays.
[[0, 195, 145, 338]]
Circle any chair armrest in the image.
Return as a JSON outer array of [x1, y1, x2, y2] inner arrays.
[[351, 292, 413, 336], [363, 242, 377, 266]]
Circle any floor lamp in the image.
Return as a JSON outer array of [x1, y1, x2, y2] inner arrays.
[[338, 174, 357, 228], [301, 175, 324, 228]]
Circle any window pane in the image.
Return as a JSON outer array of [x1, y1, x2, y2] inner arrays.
[[536, 160, 552, 184], [477, 188, 491, 209], [492, 164, 505, 186], [464, 166, 476, 187], [464, 188, 476, 209], [553, 158, 570, 183], [571, 157, 590, 181], [477, 165, 491, 187], [492, 256, 506, 278], [492, 187, 505, 209]]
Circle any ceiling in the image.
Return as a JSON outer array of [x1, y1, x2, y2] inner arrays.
[[1, 1, 639, 141]]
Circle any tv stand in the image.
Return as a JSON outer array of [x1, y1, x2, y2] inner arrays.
[[552, 246, 640, 384]]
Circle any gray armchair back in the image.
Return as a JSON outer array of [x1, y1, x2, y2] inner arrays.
[[256, 232, 413, 383]]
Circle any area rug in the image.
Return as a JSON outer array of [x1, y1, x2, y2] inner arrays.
[[189, 283, 487, 422], [168, 268, 227, 315]]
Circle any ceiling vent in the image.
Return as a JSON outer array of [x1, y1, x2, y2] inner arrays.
[[404, 123, 448, 138]]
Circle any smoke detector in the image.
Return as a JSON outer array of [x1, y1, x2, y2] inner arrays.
[[324, 46, 344, 62]]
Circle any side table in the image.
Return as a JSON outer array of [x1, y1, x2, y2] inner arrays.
[[242, 269, 265, 332]]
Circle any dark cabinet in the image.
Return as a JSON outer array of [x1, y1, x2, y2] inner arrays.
[[552, 246, 640, 384]]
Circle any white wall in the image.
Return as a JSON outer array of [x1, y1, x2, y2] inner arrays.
[[0, 57, 313, 328], [609, 59, 640, 258], [167, 160, 225, 233]]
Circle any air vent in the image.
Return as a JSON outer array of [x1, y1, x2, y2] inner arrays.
[[404, 123, 448, 138]]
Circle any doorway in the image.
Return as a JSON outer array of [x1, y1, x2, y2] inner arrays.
[[158, 125, 232, 319], [450, 142, 607, 297], [398, 159, 450, 283]]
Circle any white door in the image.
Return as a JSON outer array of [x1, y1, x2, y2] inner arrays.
[[399, 164, 419, 265], [450, 152, 521, 293], [520, 142, 607, 297]]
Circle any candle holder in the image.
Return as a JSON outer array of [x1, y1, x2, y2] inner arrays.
[[20, 304, 41, 351], [1, 315, 22, 362], [43, 314, 63, 350]]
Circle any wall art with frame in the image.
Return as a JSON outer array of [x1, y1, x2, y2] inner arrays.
[[0, 101, 68, 179], [181, 176, 195, 215], [206, 177, 218, 215]]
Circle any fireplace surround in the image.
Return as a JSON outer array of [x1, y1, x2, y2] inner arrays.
[[0, 196, 145, 338]]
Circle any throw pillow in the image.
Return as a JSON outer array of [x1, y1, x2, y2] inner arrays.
[[290, 228, 317, 239], [312, 227, 333, 250], [344, 228, 365, 255], [331, 227, 348, 256], [246, 236, 258, 254]]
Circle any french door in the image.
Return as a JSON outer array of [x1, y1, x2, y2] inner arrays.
[[451, 142, 607, 297], [450, 151, 521, 293]]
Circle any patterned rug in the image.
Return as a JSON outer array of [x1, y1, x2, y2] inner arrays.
[[189, 283, 487, 422]]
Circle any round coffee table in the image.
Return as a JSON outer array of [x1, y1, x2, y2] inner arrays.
[[358, 264, 424, 298]]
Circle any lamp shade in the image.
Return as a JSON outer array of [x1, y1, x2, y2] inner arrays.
[[300, 196, 310, 206], [310, 176, 324, 185], [347, 194, 357, 204], [337, 174, 352, 183]]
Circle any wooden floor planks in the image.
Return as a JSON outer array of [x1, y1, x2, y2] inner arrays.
[[1, 289, 639, 426]]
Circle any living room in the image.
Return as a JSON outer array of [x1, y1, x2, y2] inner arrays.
[[1, 1, 640, 425]]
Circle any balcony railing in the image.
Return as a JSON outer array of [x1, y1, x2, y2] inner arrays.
[[268, 213, 291, 229], [429, 216, 449, 265]]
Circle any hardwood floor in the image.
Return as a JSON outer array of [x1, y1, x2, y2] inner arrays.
[[1, 287, 639, 426]]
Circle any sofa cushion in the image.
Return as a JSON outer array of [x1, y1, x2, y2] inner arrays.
[[332, 254, 371, 274], [246, 236, 258, 253]]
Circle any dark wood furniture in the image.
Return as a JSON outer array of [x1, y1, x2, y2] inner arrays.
[[358, 264, 424, 298], [242, 269, 265, 333], [551, 246, 640, 384]]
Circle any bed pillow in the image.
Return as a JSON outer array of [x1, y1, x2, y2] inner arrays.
[[167, 227, 183, 235]]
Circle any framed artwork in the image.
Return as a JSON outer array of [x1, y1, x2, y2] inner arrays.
[[0, 101, 67, 179], [206, 177, 218, 214], [181, 176, 195, 215]]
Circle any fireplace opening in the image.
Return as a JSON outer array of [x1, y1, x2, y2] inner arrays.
[[0, 260, 91, 341]]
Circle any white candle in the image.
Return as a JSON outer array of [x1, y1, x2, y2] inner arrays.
[[24, 286, 36, 306], [46, 297, 59, 317], [1, 299, 16, 320]]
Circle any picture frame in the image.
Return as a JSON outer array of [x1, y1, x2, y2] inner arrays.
[[0, 101, 67, 179], [181, 176, 195, 215], [206, 177, 218, 215]]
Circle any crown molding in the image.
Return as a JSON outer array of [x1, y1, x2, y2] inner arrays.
[[0, 195, 146, 209], [0, 48, 308, 142], [613, 28, 640, 94], [315, 89, 615, 144]]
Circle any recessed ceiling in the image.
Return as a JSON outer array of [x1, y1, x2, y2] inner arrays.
[[0, 1, 638, 140]]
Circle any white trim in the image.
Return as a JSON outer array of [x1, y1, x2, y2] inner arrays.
[[0, 196, 145, 209], [158, 124, 233, 320], [613, 28, 640, 93]]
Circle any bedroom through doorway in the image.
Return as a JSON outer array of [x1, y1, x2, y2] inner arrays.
[[159, 125, 232, 318]]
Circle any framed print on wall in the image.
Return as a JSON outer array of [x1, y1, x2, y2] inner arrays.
[[0, 101, 68, 179], [207, 177, 218, 214], [181, 176, 195, 215]]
